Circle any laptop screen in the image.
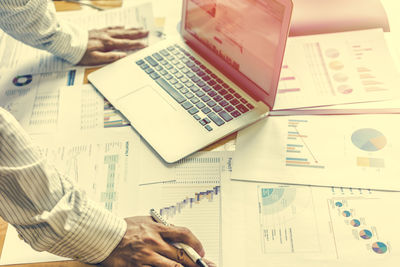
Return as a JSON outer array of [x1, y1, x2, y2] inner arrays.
[[184, 0, 288, 105]]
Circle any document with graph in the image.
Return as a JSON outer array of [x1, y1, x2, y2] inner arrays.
[[58, 84, 131, 131], [134, 152, 234, 267], [232, 114, 400, 190], [273, 29, 400, 110], [0, 69, 84, 134], [0, 128, 141, 265], [222, 180, 400, 266], [32, 128, 141, 216], [0, 79, 132, 135]]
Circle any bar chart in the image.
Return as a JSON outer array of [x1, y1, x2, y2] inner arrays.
[[104, 100, 130, 128], [153, 185, 221, 264], [278, 64, 301, 94], [159, 186, 220, 218], [285, 119, 325, 169]]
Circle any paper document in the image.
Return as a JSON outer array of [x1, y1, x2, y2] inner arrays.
[[1, 128, 141, 264], [232, 114, 400, 190], [270, 32, 400, 116], [136, 139, 229, 185], [32, 128, 140, 216], [270, 98, 400, 116], [139, 184, 222, 264], [0, 2, 156, 74], [58, 84, 130, 131], [60, 1, 158, 44], [0, 128, 141, 265], [150, 0, 182, 36], [222, 180, 400, 266], [0, 81, 130, 134], [135, 152, 233, 266], [0, 69, 84, 134], [274, 29, 400, 110]]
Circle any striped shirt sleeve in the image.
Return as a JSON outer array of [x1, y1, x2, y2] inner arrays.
[[0, 107, 127, 264], [0, 0, 87, 64]]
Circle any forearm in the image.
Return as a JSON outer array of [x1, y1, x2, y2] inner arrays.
[[0, 108, 126, 263], [0, 0, 87, 64]]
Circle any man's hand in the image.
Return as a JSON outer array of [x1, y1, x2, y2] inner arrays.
[[101, 216, 215, 267], [78, 26, 149, 66]]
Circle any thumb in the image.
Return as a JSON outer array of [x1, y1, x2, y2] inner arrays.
[[158, 225, 205, 257]]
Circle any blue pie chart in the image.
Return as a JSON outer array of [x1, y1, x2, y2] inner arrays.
[[351, 219, 360, 227], [372, 242, 388, 254], [342, 210, 351, 217], [359, 229, 373, 239], [351, 128, 386, 151]]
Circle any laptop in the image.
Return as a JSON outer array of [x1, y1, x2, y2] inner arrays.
[[88, 0, 293, 163]]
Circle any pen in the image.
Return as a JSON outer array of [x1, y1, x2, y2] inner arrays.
[[149, 209, 209, 267]]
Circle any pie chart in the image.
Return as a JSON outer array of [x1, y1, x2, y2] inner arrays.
[[329, 60, 344, 70], [325, 48, 340, 58], [372, 242, 388, 254], [335, 201, 343, 207], [350, 219, 360, 227], [359, 229, 373, 239], [351, 128, 387, 152], [12, 74, 33, 86], [342, 210, 351, 217], [337, 84, 353, 94]]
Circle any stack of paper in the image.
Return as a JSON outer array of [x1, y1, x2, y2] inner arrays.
[[223, 23, 400, 267]]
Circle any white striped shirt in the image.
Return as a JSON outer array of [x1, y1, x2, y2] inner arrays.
[[0, 0, 87, 64], [0, 107, 127, 263]]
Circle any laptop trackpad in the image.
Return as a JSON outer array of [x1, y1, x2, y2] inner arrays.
[[116, 85, 177, 119]]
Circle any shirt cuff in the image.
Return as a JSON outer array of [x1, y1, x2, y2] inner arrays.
[[47, 199, 127, 264], [45, 19, 88, 65]]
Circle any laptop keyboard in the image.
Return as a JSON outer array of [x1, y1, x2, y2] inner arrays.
[[135, 44, 254, 131]]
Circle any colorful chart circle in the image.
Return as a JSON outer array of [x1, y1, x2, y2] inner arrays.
[[329, 60, 344, 70], [351, 219, 361, 227], [359, 229, 373, 240], [335, 201, 343, 207], [337, 84, 353, 94], [12, 74, 33, 86], [333, 73, 349, 82], [342, 210, 351, 217], [372, 242, 388, 254], [351, 128, 387, 152], [325, 48, 340, 58]]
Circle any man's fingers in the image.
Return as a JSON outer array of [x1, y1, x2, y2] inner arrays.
[[104, 38, 147, 51], [108, 29, 149, 39], [104, 26, 144, 31], [103, 26, 125, 30], [147, 251, 184, 267], [155, 242, 199, 267], [158, 225, 205, 257], [78, 51, 126, 66]]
